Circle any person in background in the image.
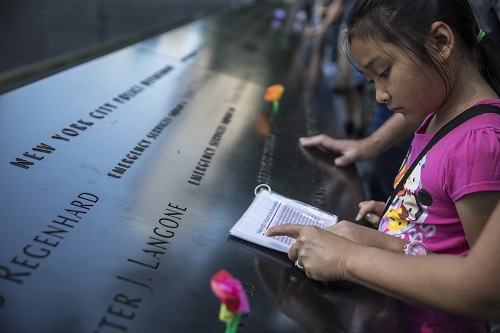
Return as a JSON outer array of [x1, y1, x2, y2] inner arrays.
[[269, 0, 500, 331], [300, 0, 500, 202], [472, 0, 500, 44], [302, 0, 413, 200], [305, 0, 370, 136], [299, 109, 415, 200]]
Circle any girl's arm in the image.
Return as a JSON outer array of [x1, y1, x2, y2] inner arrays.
[[455, 190, 500, 247], [266, 201, 500, 322], [346, 201, 500, 320], [325, 220, 408, 252]]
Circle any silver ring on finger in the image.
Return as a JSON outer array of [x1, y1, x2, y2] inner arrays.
[[295, 259, 305, 271]]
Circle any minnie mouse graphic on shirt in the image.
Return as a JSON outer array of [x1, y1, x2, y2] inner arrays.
[[381, 152, 435, 241]]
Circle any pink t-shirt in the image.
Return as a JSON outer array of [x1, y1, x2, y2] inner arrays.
[[379, 100, 500, 333]]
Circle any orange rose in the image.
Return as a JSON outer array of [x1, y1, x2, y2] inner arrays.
[[264, 84, 284, 102]]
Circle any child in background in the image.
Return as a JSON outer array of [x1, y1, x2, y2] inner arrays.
[[267, 0, 500, 332]]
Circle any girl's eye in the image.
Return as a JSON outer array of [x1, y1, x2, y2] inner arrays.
[[379, 68, 390, 78], [368, 80, 375, 85]]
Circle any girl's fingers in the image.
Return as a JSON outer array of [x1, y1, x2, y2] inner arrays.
[[356, 200, 380, 221], [265, 224, 303, 238]]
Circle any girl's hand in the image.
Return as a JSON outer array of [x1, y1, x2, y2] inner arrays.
[[355, 200, 386, 228], [266, 224, 354, 281]]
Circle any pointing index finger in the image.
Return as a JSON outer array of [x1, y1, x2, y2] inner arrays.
[[265, 224, 303, 238]]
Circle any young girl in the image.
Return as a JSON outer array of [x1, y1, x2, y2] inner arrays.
[[267, 0, 500, 332]]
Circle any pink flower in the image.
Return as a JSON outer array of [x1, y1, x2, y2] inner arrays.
[[210, 269, 250, 313]]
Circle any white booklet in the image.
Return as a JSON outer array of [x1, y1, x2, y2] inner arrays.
[[230, 185, 338, 253]]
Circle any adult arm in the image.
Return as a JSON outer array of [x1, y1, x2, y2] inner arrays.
[[316, 0, 345, 37], [304, 0, 345, 38], [299, 113, 418, 166]]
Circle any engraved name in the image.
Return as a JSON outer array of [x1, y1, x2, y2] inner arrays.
[[0, 192, 99, 306], [94, 203, 187, 332]]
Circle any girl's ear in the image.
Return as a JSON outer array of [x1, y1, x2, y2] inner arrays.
[[429, 21, 455, 63]]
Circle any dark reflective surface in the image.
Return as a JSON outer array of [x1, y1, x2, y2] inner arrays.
[[0, 2, 407, 332], [0, 0, 238, 74], [255, 260, 407, 333]]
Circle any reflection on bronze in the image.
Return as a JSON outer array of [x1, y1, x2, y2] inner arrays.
[[254, 258, 408, 333]]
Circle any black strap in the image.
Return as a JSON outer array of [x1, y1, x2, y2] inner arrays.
[[380, 104, 500, 220]]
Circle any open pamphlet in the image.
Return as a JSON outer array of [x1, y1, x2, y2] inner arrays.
[[230, 184, 338, 253]]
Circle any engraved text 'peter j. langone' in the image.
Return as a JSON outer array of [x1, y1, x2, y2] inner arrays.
[[95, 202, 187, 333]]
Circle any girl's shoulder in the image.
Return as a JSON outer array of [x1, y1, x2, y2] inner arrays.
[[475, 98, 500, 109], [449, 99, 500, 132], [470, 99, 500, 128], [415, 100, 500, 136]]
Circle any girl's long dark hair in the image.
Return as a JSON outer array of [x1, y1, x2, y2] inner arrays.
[[345, 0, 500, 96]]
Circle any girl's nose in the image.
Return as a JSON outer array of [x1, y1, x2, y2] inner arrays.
[[375, 89, 390, 104]]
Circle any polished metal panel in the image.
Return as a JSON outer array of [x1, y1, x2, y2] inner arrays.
[[0, 0, 237, 74], [0, 2, 407, 332]]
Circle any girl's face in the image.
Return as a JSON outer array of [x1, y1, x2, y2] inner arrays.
[[350, 37, 447, 123]]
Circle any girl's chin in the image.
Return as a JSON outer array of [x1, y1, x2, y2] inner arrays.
[[401, 112, 420, 123], [395, 107, 426, 123]]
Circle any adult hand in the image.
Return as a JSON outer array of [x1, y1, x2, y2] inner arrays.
[[298, 135, 375, 167], [266, 224, 354, 281]]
